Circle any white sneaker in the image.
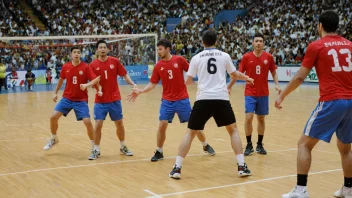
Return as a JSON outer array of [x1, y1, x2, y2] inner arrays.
[[334, 186, 352, 198], [88, 149, 100, 160], [282, 187, 309, 198], [120, 145, 133, 156], [44, 137, 58, 150]]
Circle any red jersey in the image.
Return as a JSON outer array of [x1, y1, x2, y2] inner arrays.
[[61, 61, 97, 102], [150, 55, 189, 101], [302, 35, 352, 102], [90, 56, 127, 103], [239, 51, 277, 96]]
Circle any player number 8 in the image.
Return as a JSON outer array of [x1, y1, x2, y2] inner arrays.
[[256, 65, 261, 75], [73, 76, 77, 84]]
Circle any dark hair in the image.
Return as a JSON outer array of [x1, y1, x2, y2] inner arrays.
[[253, 33, 264, 40], [202, 30, 217, 47], [319, 10, 339, 33], [157, 39, 171, 50], [70, 46, 81, 53], [96, 40, 108, 48]]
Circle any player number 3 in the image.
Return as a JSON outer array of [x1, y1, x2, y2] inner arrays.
[[168, 70, 173, 79]]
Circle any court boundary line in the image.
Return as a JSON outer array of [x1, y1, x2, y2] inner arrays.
[[144, 190, 160, 197], [145, 168, 342, 197], [0, 148, 296, 177]]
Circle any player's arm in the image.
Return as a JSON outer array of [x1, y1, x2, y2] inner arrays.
[[126, 82, 157, 102], [80, 76, 101, 90], [185, 75, 194, 85], [53, 78, 64, 102], [185, 56, 198, 85], [275, 66, 310, 109], [275, 43, 316, 109], [269, 56, 281, 94], [121, 74, 137, 87], [270, 70, 281, 94], [230, 71, 253, 85], [228, 55, 246, 90], [227, 77, 237, 90]]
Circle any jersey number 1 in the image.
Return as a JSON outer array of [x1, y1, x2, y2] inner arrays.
[[328, 49, 352, 72]]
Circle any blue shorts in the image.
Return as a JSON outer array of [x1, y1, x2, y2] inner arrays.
[[245, 96, 269, 115], [304, 100, 352, 143], [160, 99, 192, 123], [94, 101, 123, 121], [54, 97, 90, 121]]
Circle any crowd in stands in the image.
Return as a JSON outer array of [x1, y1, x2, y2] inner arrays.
[[0, 0, 351, 71]]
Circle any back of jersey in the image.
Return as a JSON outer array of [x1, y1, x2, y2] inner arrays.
[[302, 35, 352, 101], [188, 48, 236, 101]]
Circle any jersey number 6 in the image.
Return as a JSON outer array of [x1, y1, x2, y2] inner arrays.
[[207, 58, 217, 74]]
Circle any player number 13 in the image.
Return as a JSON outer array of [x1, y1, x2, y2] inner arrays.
[[328, 48, 352, 72]]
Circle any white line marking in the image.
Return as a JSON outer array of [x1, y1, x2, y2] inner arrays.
[[144, 190, 160, 197], [0, 148, 296, 177], [146, 168, 342, 197]]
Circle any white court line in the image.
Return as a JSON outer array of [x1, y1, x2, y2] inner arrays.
[[146, 168, 342, 198], [144, 190, 160, 197], [0, 148, 296, 177]]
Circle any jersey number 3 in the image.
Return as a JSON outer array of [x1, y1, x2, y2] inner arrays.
[[329, 49, 352, 72], [168, 70, 173, 79]]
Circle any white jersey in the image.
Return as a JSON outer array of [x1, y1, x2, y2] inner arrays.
[[188, 48, 236, 101]]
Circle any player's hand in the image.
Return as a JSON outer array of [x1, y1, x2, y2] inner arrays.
[[275, 95, 284, 110], [97, 90, 103, 97], [80, 84, 88, 91], [52, 93, 58, 102], [227, 87, 232, 96], [275, 85, 281, 95], [246, 77, 254, 85], [127, 87, 142, 102]]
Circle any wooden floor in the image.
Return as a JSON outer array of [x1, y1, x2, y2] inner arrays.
[[0, 82, 344, 198]]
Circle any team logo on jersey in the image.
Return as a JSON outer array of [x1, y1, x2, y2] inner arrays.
[[174, 63, 178, 68], [79, 70, 83, 75], [161, 67, 164, 71], [96, 67, 100, 70], [110, 64, 114, 69], [264, 59, 268, 65]]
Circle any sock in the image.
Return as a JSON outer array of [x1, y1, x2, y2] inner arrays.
[[246, 135, 251, 144], [120, 141, 125, 149], [297, 174, 308, 187], [156, 147, 163, 153], [90, 140, 94, 147], [52, 134, 57, 139], [201, 141, 208, 147], [236, 154, 245, 166], [94, 145, 100, 152], [345, 177, 352, 188], [258, 135, 264, 144], [296, 185, 307, 192], [175, 156, 184, 168]]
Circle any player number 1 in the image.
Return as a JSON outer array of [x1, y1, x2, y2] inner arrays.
[[73, 76, 77, 84], [104, 70, 108, 79], [328, 48, 352, 72], [256, 65, 261, 75]]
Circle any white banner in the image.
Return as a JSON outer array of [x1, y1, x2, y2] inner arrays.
[[268, 66, 318, 82]]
